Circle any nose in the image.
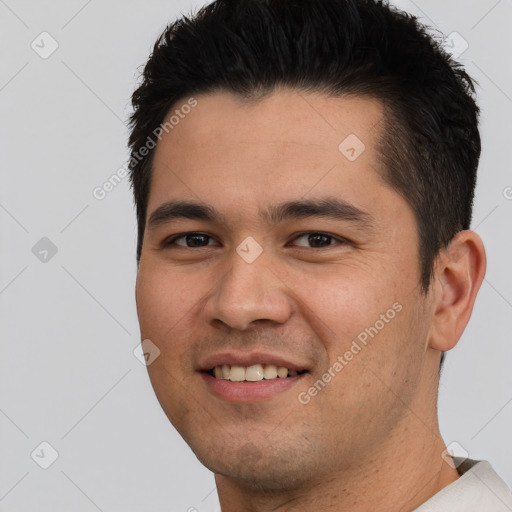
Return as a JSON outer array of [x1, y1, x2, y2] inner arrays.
[[205, 250, 294, 331]]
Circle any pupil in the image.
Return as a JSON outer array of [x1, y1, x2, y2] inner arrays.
[[187, 234, 208, 247], [309, 234, 330, 247]]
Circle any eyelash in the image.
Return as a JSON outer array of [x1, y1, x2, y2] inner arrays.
[[162, 231, 348, 250]]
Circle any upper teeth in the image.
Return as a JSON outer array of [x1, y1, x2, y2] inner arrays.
[[212, 364, 298, 381]]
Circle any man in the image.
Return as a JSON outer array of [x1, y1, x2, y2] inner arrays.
[[127, 0, 512, 510]]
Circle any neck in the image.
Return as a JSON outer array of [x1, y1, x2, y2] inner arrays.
[[215, 406, 459, 511]]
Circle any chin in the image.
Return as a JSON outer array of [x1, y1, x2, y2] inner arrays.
[[188, 435, 320, 492]]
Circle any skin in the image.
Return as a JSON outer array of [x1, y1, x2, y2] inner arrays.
[[135, 87, 486, 511]]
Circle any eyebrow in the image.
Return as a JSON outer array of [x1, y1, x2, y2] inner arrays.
[[147, 197, 374, 230]]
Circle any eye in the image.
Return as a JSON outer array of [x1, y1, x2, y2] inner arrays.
[[162, 231, 347, 250], [163, 232, 218, 248], [289, 231, 347, 249]]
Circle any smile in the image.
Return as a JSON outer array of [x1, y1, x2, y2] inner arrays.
[[207, 363, 308, 382]]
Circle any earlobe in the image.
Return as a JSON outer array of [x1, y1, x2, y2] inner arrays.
[[428, 230, 486, 352]]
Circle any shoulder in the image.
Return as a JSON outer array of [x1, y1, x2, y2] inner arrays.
[[413, 459, 512, 511]]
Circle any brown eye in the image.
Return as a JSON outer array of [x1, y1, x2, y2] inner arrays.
[[291, 232, 345, 248], [164, 232, 218, 248]]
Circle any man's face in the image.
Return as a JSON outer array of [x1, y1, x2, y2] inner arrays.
[[136, 88, 437, 488]]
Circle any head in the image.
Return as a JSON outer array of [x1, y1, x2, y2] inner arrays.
[[129, 0, 485, 495]]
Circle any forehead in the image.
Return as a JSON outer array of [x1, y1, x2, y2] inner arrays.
[[156, 88, 385, 154], [148, 88, 392, 220]]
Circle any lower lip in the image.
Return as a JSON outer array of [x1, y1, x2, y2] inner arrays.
[[200, 372, 305, 402]]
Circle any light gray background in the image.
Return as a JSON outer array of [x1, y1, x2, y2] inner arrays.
[[1, 0, 511, 510]]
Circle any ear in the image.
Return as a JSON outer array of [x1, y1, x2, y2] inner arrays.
[[428, 230, 486, 352]]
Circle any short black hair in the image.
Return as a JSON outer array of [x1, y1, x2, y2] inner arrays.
[[128, 0, 480, 295]]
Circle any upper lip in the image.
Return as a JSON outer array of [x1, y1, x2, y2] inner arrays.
[[198, 352, 309, 372]]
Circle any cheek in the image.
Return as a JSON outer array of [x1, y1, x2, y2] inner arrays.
[[136, 266, 204, 423], [135, 263, 206, 340], [291, 261, 423, 397], [350, 291, 429, 399], [286, 262, 396, 349]]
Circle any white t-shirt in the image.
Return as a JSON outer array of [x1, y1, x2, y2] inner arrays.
[[414, 458, 512, 511]]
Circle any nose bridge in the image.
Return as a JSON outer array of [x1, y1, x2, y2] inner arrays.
[[207, 247, 293, 330]]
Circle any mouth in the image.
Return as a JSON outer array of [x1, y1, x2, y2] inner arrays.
[[205, 363, 309, 382], [198, 355, 310, 402]]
